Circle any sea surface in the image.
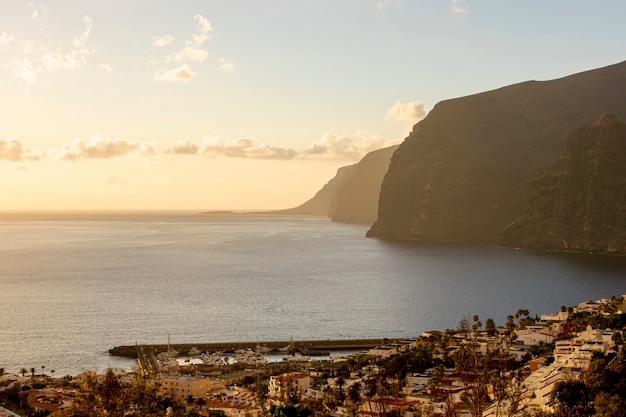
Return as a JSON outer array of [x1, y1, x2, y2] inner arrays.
[[0, 212, 625, 376]]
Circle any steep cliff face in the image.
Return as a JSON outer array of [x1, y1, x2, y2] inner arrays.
[[368, 60, 626, 242], [273, 145, 397, 224], [501, 114, 626, 253], [271, 164, 356, 216], [331, 145, 398, 224]]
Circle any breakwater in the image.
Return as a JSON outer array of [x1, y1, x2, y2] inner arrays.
[[109, 338, 393, 359]]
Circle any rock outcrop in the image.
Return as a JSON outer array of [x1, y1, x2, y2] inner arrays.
[[501, 114, 626, 253], [368, 60, 626, 243]]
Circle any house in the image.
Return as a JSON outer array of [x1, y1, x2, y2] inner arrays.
[[516, 327, 558, 346], [268, 372, 310, 401]]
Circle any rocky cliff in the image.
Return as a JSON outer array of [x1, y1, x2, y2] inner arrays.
[[273, 145, 397, 224], [331, 145, 398, 224], [367, 60, 626, 242], [501, 114, 626, 253], [270, 164, 356, 216]]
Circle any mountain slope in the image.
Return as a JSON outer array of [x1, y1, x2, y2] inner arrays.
[[368, 60, 626, 242], [501, 114, 626, 253]]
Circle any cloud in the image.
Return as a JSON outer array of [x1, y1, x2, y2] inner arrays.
[[152, 35, 174, 47], [219, 57, 235, 73], [166, 14, 213, 63], [385, 99, 428, 124], [192, 14, 214, 45], [0, 139, 40, 162], [41, 16, 93, 72], [55, 135, 157, 161], [28, 2, 47, 20], [168, 45, 209, 63], [300, 131, 399, 160], [95, 60, 112, 73], [168, 131, 397, 161], [451, 0, 469, 14], [155, 64, 197, 82], [0, 32, 13, 46], [170, 138, 199, 155], [169, 136, 297, 160], [6, 15, 95, 88], [0, 139, 24, 162], [155, 14, 217, 81]]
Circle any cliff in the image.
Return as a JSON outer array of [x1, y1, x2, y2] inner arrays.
[[270, 164, 356, 216], [368, 60, 626, 242], [331, 145, 398, 224], [273, 145, 397, 224], [501, 114, 626, 253]]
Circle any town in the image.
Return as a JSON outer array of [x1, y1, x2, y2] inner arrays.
[[1, 294, 625, 417]]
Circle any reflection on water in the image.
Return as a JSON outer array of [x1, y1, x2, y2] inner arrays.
[[0, 214, 624, 375]]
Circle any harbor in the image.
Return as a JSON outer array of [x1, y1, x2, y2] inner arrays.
[[109, 338, 393, 359]]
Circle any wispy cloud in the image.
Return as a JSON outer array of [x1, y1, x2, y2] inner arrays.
[[385, 99, 428, 124], [54, 135, 157, 161], [41, 16, 93, 72], [219, 57, 235, 74], [154, 14, 231, 82], [154, 64, 197, 82], [95, 60, 112, 73], [5, 15, 97, 89], [28, 2, 47, 20], [451, 0, 469, 14], [152, 35, 174, 48], [0, 32, 14, 46]]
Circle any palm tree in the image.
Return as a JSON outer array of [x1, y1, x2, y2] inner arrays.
[[41, 365, 46, 376], [20, 368, 28, 378]]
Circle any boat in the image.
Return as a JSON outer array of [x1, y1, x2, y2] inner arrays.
[[187, 347, 202, 356]]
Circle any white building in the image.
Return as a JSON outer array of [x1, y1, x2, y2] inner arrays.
[[268, 372, 310, 401]]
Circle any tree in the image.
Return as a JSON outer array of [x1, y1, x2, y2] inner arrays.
[[485, 318, 497, 337], [20, 368, 28, 378], [56, 369, 198, 417], [471, 315, 482, 338], [269, 403, 312, 417], [550, 380, 593, 417]]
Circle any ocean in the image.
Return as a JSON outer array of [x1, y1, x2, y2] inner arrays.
[[0, 212, 624, 376]]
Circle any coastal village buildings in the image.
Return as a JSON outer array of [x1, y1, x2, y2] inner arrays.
[[1, 293, 624, 417], [268, 372, 311, 401], [159, 375, 210, 402]]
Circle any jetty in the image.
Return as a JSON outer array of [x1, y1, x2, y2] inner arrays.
[[109, 338, 392, 360]]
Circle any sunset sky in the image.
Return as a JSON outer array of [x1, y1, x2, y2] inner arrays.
[[1, 1, 624, 211]]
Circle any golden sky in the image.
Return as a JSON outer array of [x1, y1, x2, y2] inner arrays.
[[1, 1, 624, 210]]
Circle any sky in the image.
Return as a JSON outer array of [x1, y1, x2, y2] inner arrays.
[[1, 1, 625, 211]]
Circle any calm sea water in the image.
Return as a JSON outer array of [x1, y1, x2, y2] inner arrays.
[[0, 212, 625, 376]]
